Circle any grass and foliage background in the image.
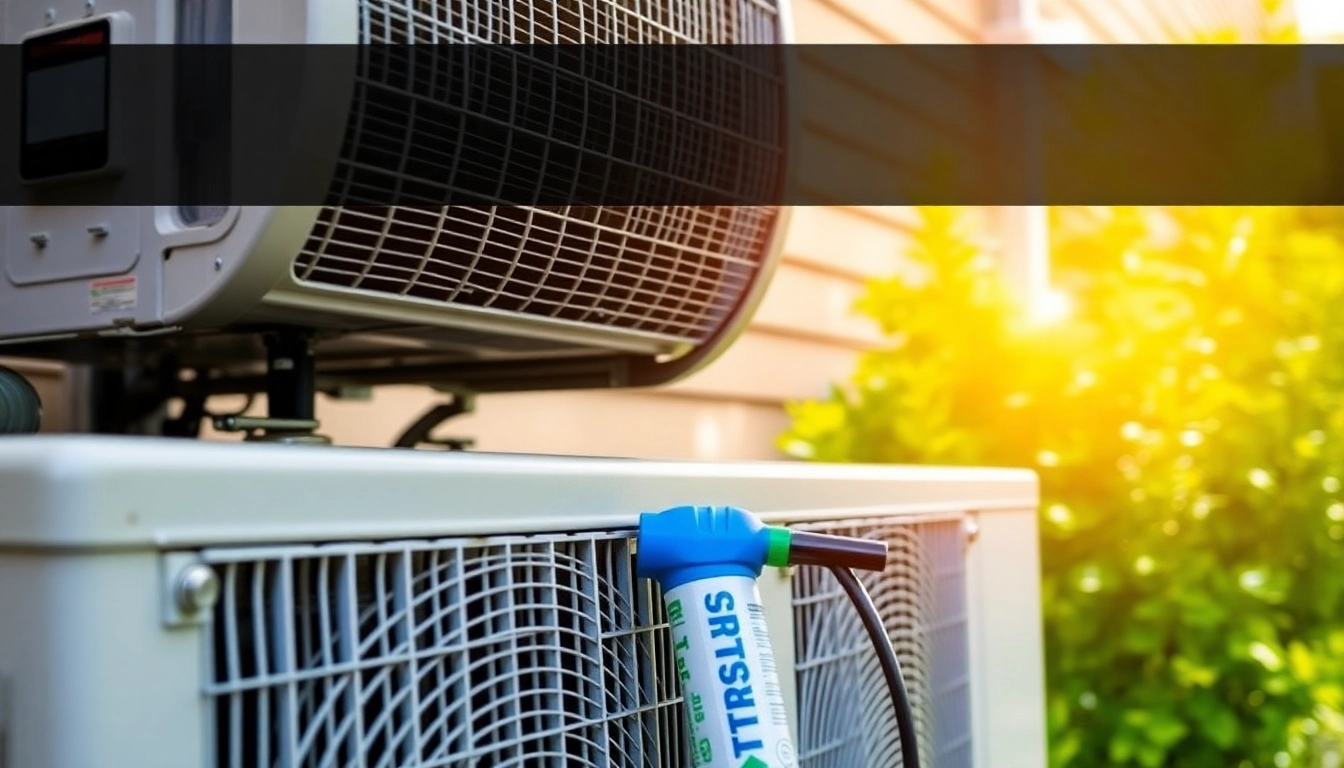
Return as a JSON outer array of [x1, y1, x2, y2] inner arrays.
[[779, 205, 1344, 767]]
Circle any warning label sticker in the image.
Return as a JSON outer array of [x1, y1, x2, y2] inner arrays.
[[90, 275, 137, 314]]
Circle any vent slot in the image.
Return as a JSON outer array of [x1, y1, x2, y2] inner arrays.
[[792, 516, 974, 768]]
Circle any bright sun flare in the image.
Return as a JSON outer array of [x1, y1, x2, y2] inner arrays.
[[1030, 287, 1075, 325]]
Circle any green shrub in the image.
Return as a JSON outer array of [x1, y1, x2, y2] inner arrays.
[[780, 205, 1344, 767]]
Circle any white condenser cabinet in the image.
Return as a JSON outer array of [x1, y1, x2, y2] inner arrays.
[[0, 437, 1046, 768]]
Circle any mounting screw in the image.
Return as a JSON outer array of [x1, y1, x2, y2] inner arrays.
[[43, 8, 55, 23], [214, 257, 223, 271], [175, 564, 220, 614], [83, 0, 94, 15], [964, 517, 981, 543]]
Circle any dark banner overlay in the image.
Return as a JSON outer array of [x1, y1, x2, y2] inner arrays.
[[5, 44, 1344, 206]]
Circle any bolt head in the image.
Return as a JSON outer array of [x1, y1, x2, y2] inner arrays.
[[43, 8, 56, 23], [964, 518, 981, 542], [83, 0, 94, 13], [176, 564, 220, 614], [214, 257, 223, 271]]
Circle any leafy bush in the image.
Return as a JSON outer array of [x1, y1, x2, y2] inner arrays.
[[780, 206, 1344, 767]]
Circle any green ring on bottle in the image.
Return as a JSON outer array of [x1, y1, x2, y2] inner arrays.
[[765, 527, 792, 568]]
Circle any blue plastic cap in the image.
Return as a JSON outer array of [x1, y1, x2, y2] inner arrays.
[[635, 505, 773, 591]]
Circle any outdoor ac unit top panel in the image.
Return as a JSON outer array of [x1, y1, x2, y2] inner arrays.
[[0, 0, 791, 390], [0, 436, 1037, 550]]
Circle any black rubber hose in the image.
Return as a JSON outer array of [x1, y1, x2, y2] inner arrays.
[[394, 399, 472, 449], [830, 564, 921, 768], [791, 530, 889, 571]]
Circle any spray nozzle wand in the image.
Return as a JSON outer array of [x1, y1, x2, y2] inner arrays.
[[635, 505, 889, 590], [785, 530, 889, 572], [634, 506, 893, 768]]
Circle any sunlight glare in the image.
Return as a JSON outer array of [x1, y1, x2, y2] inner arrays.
[[1297, 0, 1344, 40], [1030, 287, 1075, 325]]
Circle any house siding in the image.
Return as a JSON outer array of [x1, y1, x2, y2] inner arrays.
[[1042, 0, 1271, 42]]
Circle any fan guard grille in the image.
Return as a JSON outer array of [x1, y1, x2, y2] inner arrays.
[[204, 533, 688, 767], [291, 0, 786, 345], [202, 515, 972, 768]]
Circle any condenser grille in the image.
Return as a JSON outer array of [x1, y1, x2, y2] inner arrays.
[[356, 0, 781, 44], [792, 515, 973, 768], [292, 0, 785, 345], [296, 206, 774, 341], [202, 533, 686, 768]]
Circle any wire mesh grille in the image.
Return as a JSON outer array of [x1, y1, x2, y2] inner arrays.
[[203, 534, 686, 768], [291, 0, 785, 344], [355, 0, 781, 44], [792, 516, 973, 768], [201, 515, 970, 768]]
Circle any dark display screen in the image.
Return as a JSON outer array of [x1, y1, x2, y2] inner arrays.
[[20, 19, 112, 180]]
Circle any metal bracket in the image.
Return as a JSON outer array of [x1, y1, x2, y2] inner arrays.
[[161, 552, 220, 629], [213, 414, 319, 432], [212, 415, 332, 445]]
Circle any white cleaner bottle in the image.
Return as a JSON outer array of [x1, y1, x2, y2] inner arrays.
[[636, 505, 888, 768]]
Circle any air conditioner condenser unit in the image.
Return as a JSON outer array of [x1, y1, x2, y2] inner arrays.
[[0, 436, 1047, 768], [0, 0, 791, 393]]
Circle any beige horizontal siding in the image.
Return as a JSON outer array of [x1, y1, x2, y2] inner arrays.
[[665, 330, 867, 403], [1042, 0, 1268, 42], [783, 207, 919, 280], [753, 261, 885, 347], [910, 0, 984, 39], [791, 0, 979, 43], [1041, 0, 1157, 41], [846, 206, 921, 231], [200, 389, 792, 461]]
